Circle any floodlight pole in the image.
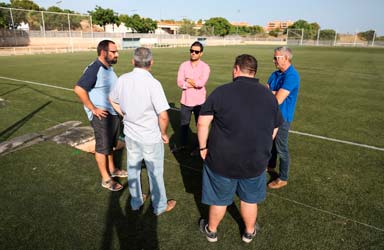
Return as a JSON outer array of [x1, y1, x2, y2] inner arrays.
[[353, 30, 357, 47]]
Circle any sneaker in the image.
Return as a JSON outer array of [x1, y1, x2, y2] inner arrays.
[[242, 226, 257, 243], [199, 218, 218, 242]]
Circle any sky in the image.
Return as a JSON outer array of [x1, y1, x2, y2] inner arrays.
[[5, 0, 384, 35]]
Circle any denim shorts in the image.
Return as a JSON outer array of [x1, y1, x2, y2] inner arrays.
[[201, 164, 266, 206], [90, 113, 121, 155]]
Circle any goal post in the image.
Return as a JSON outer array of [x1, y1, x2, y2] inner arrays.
[[286, 28, 304, 45]]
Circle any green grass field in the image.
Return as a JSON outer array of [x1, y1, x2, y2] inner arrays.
[[0, 45, 383, 250]]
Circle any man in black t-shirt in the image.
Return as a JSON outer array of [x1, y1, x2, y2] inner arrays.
[[197, 54, 283, 243]]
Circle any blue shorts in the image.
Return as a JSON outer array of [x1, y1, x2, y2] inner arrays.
[[201, 164, 266, 206]]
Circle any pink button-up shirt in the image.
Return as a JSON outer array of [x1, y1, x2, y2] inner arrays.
[[177, 60, 210, 107]]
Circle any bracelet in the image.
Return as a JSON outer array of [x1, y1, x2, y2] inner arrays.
[[199, 147, 208, 151]]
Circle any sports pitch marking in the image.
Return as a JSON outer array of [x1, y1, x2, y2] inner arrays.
[[1, 76, 383, 152], [2, 75, 383, 233], [165, 159, 384, 233]]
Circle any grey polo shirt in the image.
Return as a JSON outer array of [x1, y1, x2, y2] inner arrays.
[[110, 68, 169, 144]]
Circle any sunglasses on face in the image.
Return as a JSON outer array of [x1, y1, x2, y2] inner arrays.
[[273, 56, 284, 60], [190, 49, 201, 54]]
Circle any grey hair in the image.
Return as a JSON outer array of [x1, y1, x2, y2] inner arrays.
[[274, 46, 293, 61], [133, 47, 152, 68]]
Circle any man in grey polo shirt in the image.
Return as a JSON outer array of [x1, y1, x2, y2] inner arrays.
[[109, 47, 176, 215]]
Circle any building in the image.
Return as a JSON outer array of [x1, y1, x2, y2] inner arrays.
[[155, 20, 203, 35], [265, 20, 294, 31]]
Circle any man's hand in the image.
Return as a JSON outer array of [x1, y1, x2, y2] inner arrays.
[[92, 107, 108, 119], [185, 78, 196, 88], [161, 134, 169, 144], [200, 148, 208, 160]]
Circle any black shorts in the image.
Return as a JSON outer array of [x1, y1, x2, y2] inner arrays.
[[90, 113, 121, 155]]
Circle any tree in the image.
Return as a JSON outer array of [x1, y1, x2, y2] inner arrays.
[[318, 29, 337, 40], [119, 14, 156, 33], [269, 29, 280, 37], [288, 19, 320, 39], [10, 0, 39, 10], [248, 25, 264, 35], [203, 17, 231, 36], [43, 6, 81, 31], [0, 2, 11, 28], [178, 19, 197, 35], [358, 30, 375, 41], [88, 6, 119, 31], [9, 0, 42, 30]]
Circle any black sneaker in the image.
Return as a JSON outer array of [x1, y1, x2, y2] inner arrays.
[[199, 218, 218, 242], [242, 226, 257, 243]]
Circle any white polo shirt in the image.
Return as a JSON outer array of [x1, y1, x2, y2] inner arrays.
[[110, 68, 169, 144]]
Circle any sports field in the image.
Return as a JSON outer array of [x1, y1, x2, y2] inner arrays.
[[0, 45, 383, 250]]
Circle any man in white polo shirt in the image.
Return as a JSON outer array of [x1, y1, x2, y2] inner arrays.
[[109, 47, 176, 215]]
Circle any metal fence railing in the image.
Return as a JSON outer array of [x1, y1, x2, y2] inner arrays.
[[1, 7, 382, 55]]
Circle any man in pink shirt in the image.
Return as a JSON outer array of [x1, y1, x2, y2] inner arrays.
[[174, 41, 210, 153]]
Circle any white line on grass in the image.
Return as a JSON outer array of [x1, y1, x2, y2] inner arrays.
[[2, 76, 383, 152], [2, 75, 383, 232], [289, 130, 384, 151], [267, 192, 384, 232], [0, 76, 73, 91], [164, 158, 384, 233]]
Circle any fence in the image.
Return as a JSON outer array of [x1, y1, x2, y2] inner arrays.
[[286, 28, 381, 47], [0, 7, 383, 56]]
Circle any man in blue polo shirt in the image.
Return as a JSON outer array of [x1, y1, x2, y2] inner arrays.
[[74, 40, 127, 192], [267, 46, 300, 189]]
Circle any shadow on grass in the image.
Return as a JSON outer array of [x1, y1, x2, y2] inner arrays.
[[0, 82, 77, 103], [102, 189, 159, 250], [167, 103, 244, 232], [168, 103, 207, 218], [0, 100, 51, 141], [0, 83, 26, 96]]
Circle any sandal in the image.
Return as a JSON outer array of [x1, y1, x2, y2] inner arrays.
[[101, 179, 123, 191], [110, 169, 128, 178]]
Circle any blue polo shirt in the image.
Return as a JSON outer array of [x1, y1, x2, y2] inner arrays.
[[268, 65, 300, 123], [77, 59, 118, 120]]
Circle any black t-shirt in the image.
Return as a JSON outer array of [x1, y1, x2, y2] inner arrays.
[[200, 76, 283, 179]]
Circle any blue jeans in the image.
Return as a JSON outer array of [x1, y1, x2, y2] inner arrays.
[[268, 120, 291, 181], [125, 137, 168, 215], [180, 104, 201, 146]]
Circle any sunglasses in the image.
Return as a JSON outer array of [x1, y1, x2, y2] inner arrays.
[[273, 56, 284, 60], [190, 49, 201, 54]]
